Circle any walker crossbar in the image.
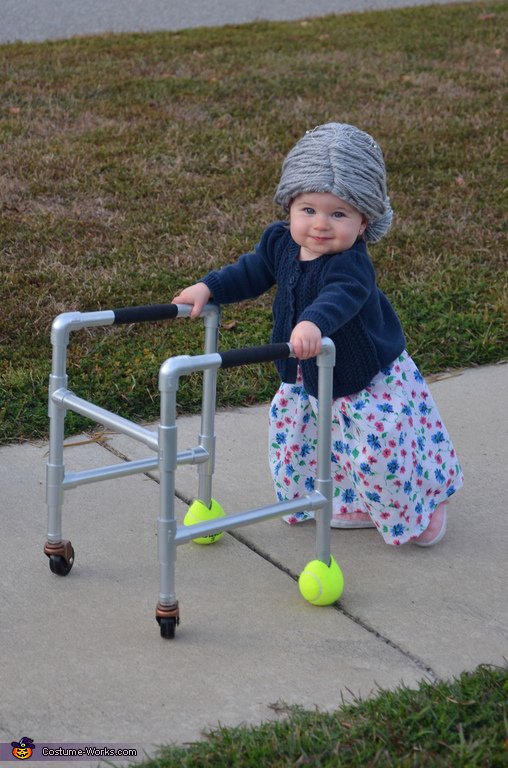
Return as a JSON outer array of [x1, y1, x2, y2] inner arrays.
[[62, 444, 209, 491], [174, 492, 327, 545], [51, 389, 159, 450]]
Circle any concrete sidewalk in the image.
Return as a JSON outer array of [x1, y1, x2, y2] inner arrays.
[[0, 0, 480, 44], [1, 362, 507, 764]]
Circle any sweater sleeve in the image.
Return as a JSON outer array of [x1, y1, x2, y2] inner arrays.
[[201, 222, 285, 304], [298, 246, 376, 336]]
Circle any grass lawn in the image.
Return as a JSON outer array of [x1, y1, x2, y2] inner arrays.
[[139, 664, 507, 767], [1, 1, 507, 443]]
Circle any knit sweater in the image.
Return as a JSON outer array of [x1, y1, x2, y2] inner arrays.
[[202, 221, 406, 398]]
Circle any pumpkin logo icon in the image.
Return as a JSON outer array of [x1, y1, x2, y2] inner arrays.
[[11, 737, 35, 760]]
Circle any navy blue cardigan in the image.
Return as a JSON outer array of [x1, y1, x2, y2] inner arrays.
[[202, 221, 406, 398]]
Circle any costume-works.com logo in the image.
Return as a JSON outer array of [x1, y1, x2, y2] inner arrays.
[[11, 737, 35, 760]]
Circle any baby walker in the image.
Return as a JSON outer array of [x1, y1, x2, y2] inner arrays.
[[44, 303, 343, 639]]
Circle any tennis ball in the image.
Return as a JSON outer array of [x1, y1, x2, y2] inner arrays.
[[298, 556, 344, 606], [183, 498, 226, 544]]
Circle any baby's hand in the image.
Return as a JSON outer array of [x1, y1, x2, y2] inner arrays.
[[290, 321, 322, 360], [172, 282, 212, 318]]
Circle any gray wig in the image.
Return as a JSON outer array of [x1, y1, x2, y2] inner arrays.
[[274, 123, 393, 243]]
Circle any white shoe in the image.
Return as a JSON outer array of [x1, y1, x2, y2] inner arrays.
[[414, 505, 447, 547]]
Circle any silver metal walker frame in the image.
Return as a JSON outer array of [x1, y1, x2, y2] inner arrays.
[[45, 303, 337, 638]]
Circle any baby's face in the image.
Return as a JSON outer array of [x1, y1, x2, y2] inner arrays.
[[289, 192, 366, 260]]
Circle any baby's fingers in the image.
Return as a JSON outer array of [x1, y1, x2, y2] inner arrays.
[[172, 283, 211, 318], [172, 289, 193, 305], [290, 326, 322, 360], [189, 300, 206, 318]]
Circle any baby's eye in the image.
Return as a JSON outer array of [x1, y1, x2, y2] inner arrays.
[[303, 207, 315, 214], [331, 211, 346, 219]]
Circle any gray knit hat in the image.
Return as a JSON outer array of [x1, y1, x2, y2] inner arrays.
[[274, 123, 393, 243]]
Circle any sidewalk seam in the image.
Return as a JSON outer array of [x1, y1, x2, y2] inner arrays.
[[229, 530, 440, 684], [98, 439, 440, 683]]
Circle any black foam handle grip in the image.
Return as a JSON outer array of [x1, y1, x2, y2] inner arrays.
[[219, 343, 291, 369], [112, 303, 179, 325]]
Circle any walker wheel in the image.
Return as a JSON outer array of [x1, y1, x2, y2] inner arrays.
[[158, 616, 178, 639], [49, 547, 75, 576]]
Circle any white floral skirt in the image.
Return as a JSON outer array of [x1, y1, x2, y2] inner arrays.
[[268, 351, 463, 545]]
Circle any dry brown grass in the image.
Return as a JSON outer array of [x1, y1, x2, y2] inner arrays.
[[0, 1, 506, 440]]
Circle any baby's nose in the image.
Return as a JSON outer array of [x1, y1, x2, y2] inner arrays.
[[314, 213, 329, 229]]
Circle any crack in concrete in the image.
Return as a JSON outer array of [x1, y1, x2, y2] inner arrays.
[[99, 438, 439, 682], [228, 529, 440, 683]]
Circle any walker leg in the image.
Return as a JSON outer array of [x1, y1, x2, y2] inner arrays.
[[156, 381, 179, 638], [45, 346, 74, 576], [187, 308, 224, 544], [196, 307, 220, 507], [315, 342, 334, 565], [299, 341, 344, 606]]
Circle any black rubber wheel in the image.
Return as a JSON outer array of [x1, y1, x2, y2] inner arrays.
[[49, 547, 75, 576], [159, 617, 177, 639]]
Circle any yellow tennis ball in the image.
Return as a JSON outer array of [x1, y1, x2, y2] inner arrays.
[[298, 556, 344, 606], [183, 498, 226, 544]]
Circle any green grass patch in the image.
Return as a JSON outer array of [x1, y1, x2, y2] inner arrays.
[[137, 665, 507, 767], [1, 2, 507, 442]]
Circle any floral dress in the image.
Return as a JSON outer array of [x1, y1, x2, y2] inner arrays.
[[268, 351, 463, 545]]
